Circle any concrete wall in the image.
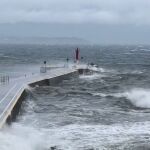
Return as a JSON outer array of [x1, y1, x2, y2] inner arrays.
[[29, 79, 49, 87], [78, 68, 91, 74], [48, 71, 78, 86], [5, 70, 79, 125], [6, 89, 28, 125]]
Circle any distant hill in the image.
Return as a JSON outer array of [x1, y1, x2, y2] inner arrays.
[[0, 37, 90, 45]]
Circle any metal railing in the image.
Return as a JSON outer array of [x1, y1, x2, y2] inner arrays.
[[0, 74, 9, 85]]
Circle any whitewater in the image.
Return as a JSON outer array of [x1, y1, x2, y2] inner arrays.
[[0, 44, 150, 149]]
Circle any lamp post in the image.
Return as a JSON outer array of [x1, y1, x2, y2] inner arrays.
[[44, 61, 47, 73], [66, 57, 69, 68]]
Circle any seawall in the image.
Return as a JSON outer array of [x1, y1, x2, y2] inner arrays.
[[0, 68, 81, 128]]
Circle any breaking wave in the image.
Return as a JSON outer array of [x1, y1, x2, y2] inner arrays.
[[0, 124, 45, 150], [122, 89, 150, 108], [79, 73, 103, 80], [1, 122, 150, 150], [93, 88, 150, 109]]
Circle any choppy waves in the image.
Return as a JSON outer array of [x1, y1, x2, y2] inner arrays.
[[1, 45, 150, 150], [1, 121, 150, 150]]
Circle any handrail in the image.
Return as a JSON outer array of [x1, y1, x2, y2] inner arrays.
[[0, 84, 25, 123]]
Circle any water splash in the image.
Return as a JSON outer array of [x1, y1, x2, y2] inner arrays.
[[93, 88, 150, 109], [79, 73, 105, 81], [1, 122, 150, 150], [0, 124, 46, 150], [122, 89, 150, 108]]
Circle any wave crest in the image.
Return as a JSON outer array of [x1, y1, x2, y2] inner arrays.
[[93, 88, 150, 109]]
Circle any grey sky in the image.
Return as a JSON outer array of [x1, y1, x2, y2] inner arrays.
[[0, 0, 150, 44], [0, 0, 150, 24]]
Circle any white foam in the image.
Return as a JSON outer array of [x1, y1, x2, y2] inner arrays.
[[0, 124, 46, 150], [79, 73, 105, 81], [92, 92, 108, 97], [88, 66, 114, 73], [123, 89, 150, 108], [1, 121, 150, 150], [94, 88, 150, 108]]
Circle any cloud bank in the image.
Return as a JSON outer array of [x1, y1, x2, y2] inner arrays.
[[0, 0, 150, 24]]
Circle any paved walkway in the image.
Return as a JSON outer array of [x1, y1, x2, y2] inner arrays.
[[0, 67, 77, 128]]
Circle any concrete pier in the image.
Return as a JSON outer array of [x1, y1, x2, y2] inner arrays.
[[0, 67, 79, 129]]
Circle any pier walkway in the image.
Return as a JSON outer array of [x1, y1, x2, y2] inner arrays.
[[0, 67, 77, 128]]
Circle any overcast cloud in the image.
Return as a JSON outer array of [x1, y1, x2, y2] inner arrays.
[[0, 0, 150, 24], [1, 0, 150, 44]]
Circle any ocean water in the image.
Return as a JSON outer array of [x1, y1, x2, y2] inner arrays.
[[1, 44, 150, 149]]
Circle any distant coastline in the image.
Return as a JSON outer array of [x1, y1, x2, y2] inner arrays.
[[0, 37, 90, 45]]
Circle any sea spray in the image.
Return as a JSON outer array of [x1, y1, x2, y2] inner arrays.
[[0, 124, 46, 150], [1, 122, 150, 150], [93, 88, 150, 108], [1, 45, 150, 149], [123, 89, 150, 108]]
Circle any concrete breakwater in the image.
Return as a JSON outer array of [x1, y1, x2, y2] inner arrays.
[[0, 68, 86, 129]]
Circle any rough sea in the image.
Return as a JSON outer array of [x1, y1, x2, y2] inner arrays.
[[0, 44, 150, 150]]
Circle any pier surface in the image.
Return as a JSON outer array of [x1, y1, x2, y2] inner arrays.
[[0, 67, 78, 128]]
